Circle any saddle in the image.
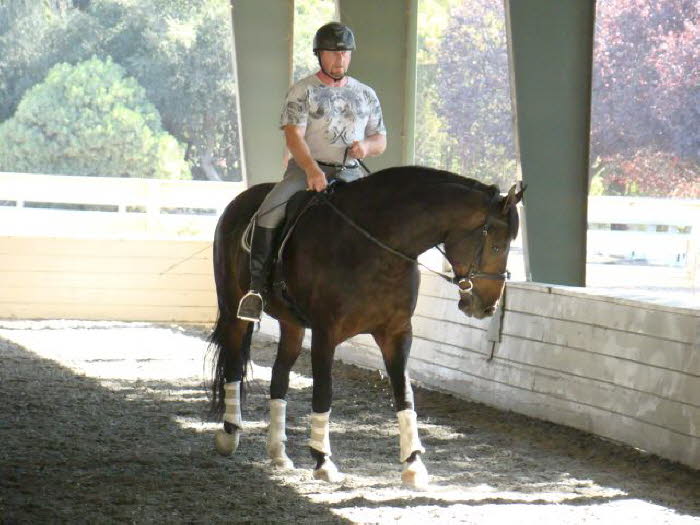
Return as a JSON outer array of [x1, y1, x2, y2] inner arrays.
[[241, 180, 348, 326]]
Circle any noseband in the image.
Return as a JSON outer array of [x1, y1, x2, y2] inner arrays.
[[438, 215, 510, 298]]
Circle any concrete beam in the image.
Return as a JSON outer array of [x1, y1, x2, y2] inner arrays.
[[231, 0, 293, 186], [505, 0, 596, 285], [338, 0, 418, 167]]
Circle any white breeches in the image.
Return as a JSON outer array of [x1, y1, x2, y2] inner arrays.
[[309, 410, 332, 456], [223, 381, 242, 428], [397, 409, 425, 462]]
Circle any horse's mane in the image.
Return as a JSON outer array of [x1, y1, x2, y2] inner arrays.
[[344, 165, 519, 239], [360, 165, 500, 197]]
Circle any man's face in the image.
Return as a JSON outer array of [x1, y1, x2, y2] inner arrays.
[[319, 50, 352, 78]]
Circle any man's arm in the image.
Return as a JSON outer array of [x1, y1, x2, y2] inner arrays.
[[284, 124, 328, 191], [348, 133, 387, 160]]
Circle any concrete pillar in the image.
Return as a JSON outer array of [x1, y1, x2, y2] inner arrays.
[[505, 0, 596, 285], [338, 0, 418, 167], [231, 0, 293, 186]]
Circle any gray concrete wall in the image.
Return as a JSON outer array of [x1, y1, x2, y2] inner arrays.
[[260, 278, 699, 469]]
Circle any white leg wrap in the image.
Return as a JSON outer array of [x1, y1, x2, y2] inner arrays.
[[309, 410, 332, 456], [267, 399, 294, 469], [267, 399, 288, 453], [223, 381, 242, 428], [397, 409, 425, 462]]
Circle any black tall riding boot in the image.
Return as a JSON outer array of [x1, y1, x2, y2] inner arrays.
[[237, 225, 277, 322]]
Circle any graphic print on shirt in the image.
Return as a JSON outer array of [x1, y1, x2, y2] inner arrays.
[[308, 88, 370, 146], [281, 76, 385, 163]]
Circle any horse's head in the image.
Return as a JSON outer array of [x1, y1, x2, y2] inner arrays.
[[444, 183, 524, 319]]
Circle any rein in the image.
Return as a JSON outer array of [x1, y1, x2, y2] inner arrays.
[[317, 191, 509, 291], [321, 147, 504, 286]]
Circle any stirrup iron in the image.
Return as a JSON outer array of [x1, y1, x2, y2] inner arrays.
[[237, 291, 264, 322]]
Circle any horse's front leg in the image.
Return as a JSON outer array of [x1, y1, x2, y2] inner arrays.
[[267, 320, 304, 469], [374, 326, 429, 488], [309, 330, 343, 482]]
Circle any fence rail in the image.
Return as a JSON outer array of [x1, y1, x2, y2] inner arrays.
[[0, 173, 698, 280], [0, 172, 245, 239]]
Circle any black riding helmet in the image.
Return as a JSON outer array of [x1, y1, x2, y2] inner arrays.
[[313, 22, 355, 81]]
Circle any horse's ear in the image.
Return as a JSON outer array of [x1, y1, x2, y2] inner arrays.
[[502, 182, 526, 213]]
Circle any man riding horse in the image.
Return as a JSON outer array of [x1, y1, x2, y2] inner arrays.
[[237, 22, 387, 322], [211, 21, 524, 487]]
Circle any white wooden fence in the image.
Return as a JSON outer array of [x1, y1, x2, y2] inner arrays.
[[0, 172, 244, 239]]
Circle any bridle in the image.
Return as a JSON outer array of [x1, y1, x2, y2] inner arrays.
[[436, 213, 510, 297]]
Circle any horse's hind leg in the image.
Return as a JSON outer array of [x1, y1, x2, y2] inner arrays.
[[373, 326, 429, 488], [210, 317, 254, 457], [267, 320, 304, 469]]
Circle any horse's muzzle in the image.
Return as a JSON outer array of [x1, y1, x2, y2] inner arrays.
[[458, 294, 497, 319]]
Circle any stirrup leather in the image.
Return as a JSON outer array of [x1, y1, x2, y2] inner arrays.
[[237, 291, 264, 322]]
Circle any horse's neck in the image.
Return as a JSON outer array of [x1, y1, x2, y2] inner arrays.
[[340, 182, 488, 258]]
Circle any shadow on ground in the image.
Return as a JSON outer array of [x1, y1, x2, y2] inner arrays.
[[0, 334, 345, 523]]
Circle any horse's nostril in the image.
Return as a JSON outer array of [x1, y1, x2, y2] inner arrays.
[[483, 306, 496, 315]]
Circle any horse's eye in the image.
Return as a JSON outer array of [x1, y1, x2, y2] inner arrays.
[[492, 244, 504, 255]]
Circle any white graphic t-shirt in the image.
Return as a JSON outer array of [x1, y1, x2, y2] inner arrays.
[[279, 74, 386, 164]]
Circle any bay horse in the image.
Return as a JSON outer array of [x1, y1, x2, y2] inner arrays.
[[208, 166, 523, 487]]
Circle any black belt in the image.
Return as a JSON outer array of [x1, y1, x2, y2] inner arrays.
[[317, 160, 360, 169], [317, 147, 371, 175]]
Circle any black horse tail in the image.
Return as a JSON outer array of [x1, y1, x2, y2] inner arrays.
[[207, 315, 253, 421], [205, 184, 273, 421], [206, 192, 253, 421]]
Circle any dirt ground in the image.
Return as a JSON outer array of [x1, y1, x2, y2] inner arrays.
[[1, 320, 698, 524]]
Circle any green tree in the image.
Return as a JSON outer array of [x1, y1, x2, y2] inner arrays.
[[0, 0, 242, 181], [415, 0, 461, 171], [0, 56, 190, 179], [117, 0, 241, 180], [433, 0, 516, 189]]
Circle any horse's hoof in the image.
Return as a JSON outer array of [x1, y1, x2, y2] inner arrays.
[[313, 459, 344, 483], [402, 456, 429, 489], [214, 429, 239, 456], [268, 442, 294, 470], [270, 455, 295, 470]]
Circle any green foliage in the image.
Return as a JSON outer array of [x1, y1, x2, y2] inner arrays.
[[414, 1, 460, 171], [0, 57, 190, 179], [116, 0, 241, 180], [0, 0, 241, 181], [588, 175, 605, 196]]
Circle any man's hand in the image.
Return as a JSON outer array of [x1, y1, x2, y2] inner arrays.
[[306, 166, 328, 192], [348, 140, 369, 159]]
